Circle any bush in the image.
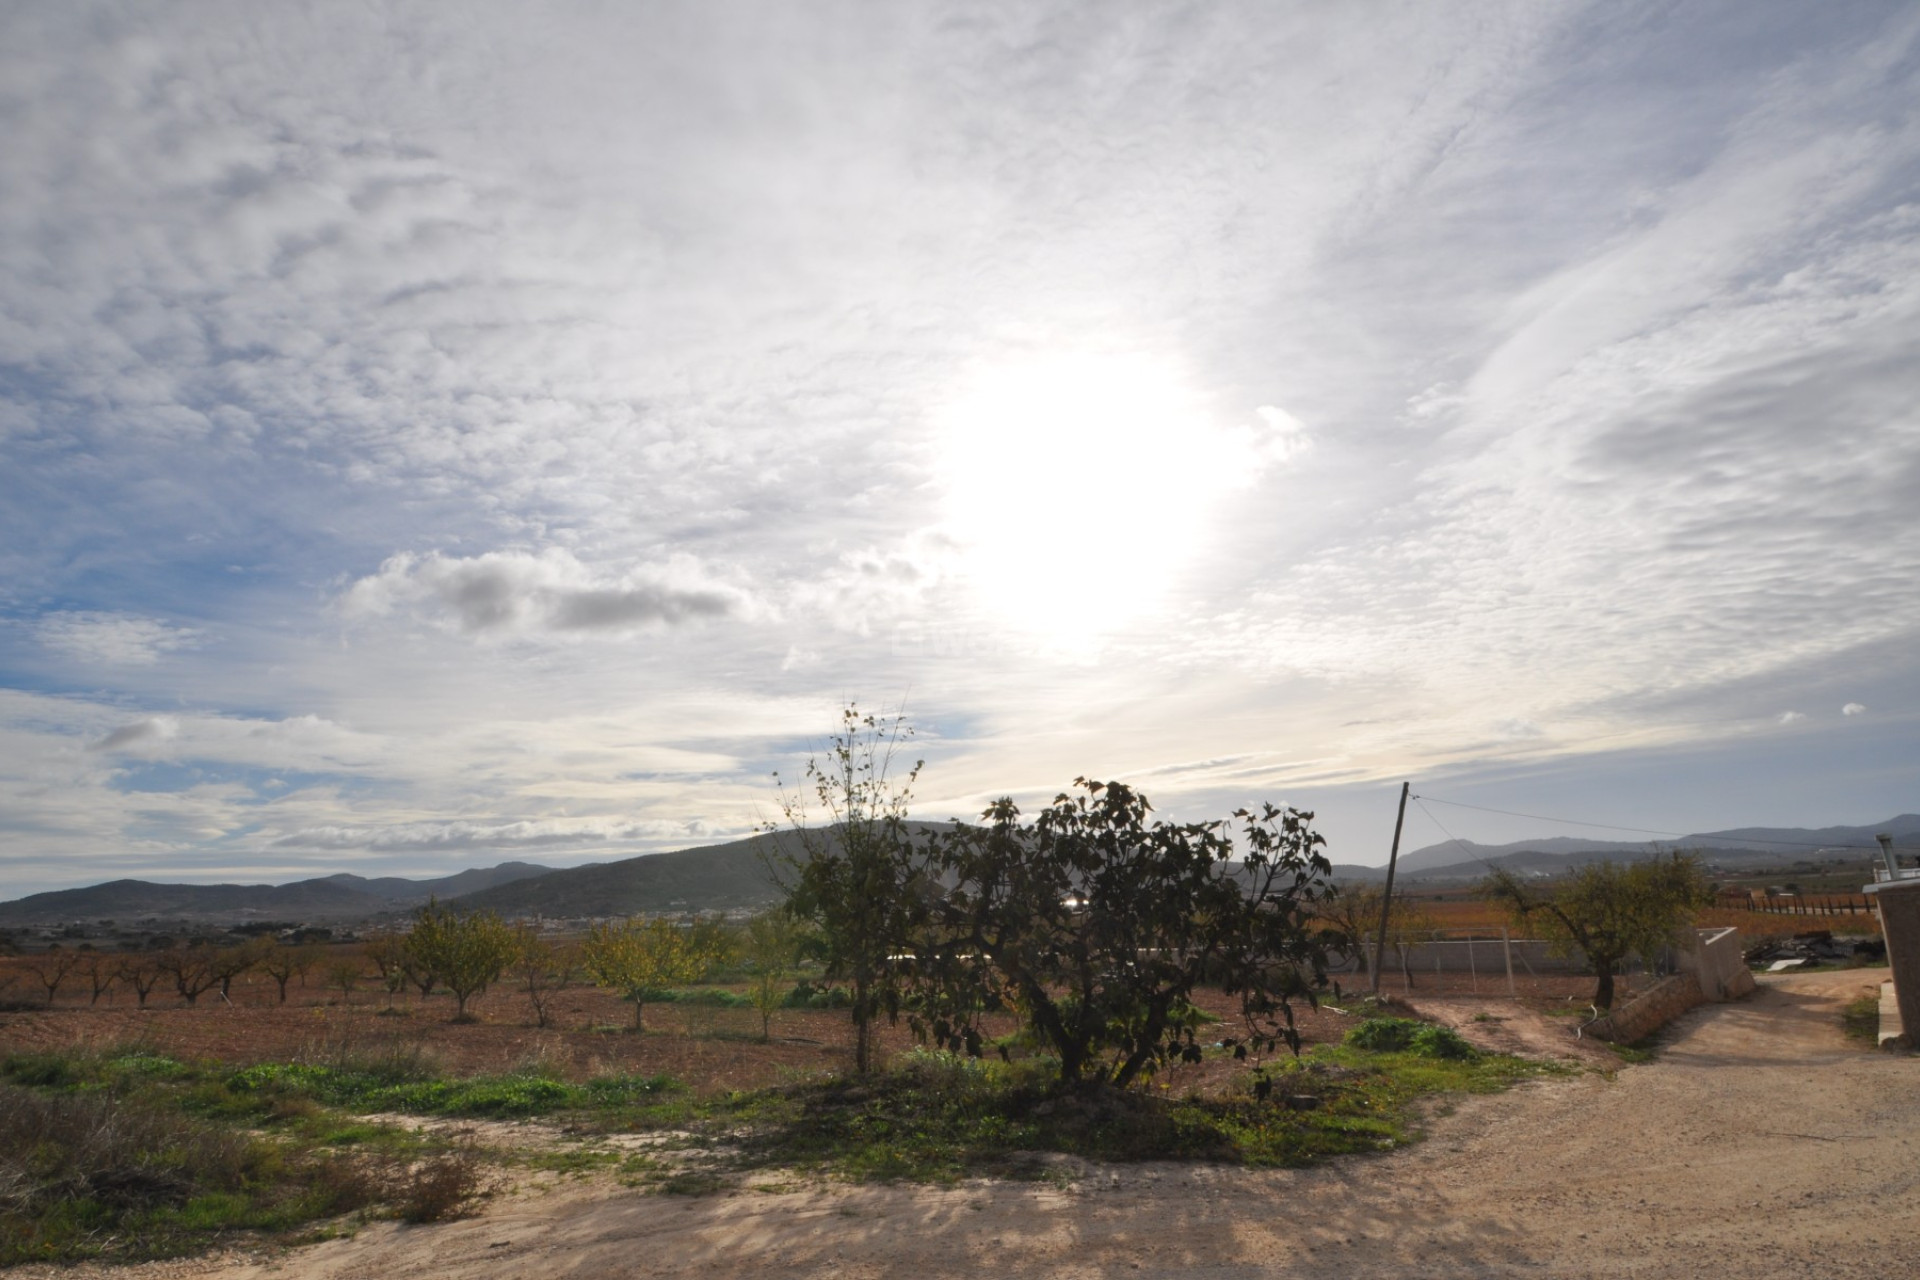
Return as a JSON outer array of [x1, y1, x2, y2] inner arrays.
[[1344, 1018, 1478, 1059], [394, 1149, 480, 1223]]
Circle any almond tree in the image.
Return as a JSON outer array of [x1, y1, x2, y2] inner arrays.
[[508, 924, 576, 1029], [740, 909, 805, 1042], [258, 942, 315, 1004], [582, 917, 719, 1032], [1483, 853, 1712, 1010], [405, 900, 516, 1022], [22, 947, 80, 1007], [115, 954, 165, 1007]]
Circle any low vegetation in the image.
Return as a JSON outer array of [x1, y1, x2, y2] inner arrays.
[[1840, 992, 1881, 1045]]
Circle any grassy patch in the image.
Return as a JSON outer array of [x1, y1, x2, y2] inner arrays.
[[668, 1043, 1560, 1184], [0, 1079, 384, 1266], [1841, 993, 1882, 1045]]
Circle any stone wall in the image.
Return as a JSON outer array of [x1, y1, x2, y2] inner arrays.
[[1583, 972, 1704, 1044]]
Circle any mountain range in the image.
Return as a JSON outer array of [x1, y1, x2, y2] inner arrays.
[[2, 816, 1914, 926]]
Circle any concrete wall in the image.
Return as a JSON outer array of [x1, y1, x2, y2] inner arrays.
[[1584, 973, 1705, 1044], [1329, 938, 1591, 976], [1675, 926, 1757, 1002], [1868, 878, 1920, 1050]]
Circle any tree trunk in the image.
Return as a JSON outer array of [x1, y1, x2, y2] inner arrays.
[[852, 976, 871, 1073], [632, 999, 645, 1032], [1593, 963, 1616, 1011]]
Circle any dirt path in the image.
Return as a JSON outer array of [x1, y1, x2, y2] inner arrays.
[[27, 971, 1919, 1279]]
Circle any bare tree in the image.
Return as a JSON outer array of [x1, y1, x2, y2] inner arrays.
[[22, 947, 81, 1007], [258, 943, 315, 1004]]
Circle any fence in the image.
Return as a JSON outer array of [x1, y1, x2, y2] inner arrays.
[[1730, 894, 1876, 918], [1326, 930, 1610, 997]]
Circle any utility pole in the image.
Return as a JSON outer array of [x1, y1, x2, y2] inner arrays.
[[1370, 781, 1411, 995]]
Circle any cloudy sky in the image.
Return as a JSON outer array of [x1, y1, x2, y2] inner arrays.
[[3, 1, 1917, 897]]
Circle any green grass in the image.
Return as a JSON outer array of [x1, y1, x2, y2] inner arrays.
[[1841, 993, 1882, 1044], [663, 1042, 1561, 1186], [0, 1045, 655, 1264], [0, 1012, 1568, 1253]]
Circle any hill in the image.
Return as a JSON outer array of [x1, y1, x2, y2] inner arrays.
[[0, 861, 554, 926], [444, 833, 793, 918], [1382, 815, 1920, 880]]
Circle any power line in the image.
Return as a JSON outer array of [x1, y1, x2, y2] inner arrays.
[[1412, 792, 1883, 851]]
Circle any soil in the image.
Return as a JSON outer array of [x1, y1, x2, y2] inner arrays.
[[10, 969, 1914, 1279]]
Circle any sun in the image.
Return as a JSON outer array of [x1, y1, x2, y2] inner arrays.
[[938, 354, 1249, 641]]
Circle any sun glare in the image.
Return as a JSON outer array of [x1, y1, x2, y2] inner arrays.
[[939, 355, 1262, 641]]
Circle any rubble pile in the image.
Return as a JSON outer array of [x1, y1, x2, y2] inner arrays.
[[1743, 930, 1885, 970]]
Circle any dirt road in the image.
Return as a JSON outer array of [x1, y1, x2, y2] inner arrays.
[[31, 970, 1920, 1279]]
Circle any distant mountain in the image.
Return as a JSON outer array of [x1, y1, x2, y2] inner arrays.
[[313, 861, 553, 904], [1393, 836, 1654, 877], [1383, 815, 1920, 880], [0, 861, 555, 926], [443, 832, 790, 917]]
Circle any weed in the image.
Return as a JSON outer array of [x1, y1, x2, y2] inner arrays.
[[393, 1148, 481, 1223], [1841, 993, 1881, 1045]]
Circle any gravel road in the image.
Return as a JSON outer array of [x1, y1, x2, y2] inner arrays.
[[26, 969, 1917, 1280]]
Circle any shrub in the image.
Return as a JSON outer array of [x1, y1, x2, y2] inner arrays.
[[1344, 1018, 1478, 1059], [393, 1149, 481, 1223]]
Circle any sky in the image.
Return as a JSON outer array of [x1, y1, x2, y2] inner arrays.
[[2, 1, 1917, 898]]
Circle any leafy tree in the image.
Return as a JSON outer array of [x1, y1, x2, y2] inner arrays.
[[405, 900, 517, 1022], [1483, 853, 1713, 1010], [363, 934, 411, 999], [740, 908, 806, 1041], [913, 781, 1339, 1090], [582, 917, 720, 1032], [326, 957, 363, 1004], [772, 705, 926, 1073]]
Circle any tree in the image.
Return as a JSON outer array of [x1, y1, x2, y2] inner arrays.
[[1316, 882, 1438, 987], [115, 954, 164, 1007], [772, 705, 926, 1073], [508, 925, 576, 1029], [78, 950, 119, 1005], [1483, 853, 1713, 1010], [208, 937, 272, 1002], [364, 934, 411, 1001], [22, 948, 80, 1007], [913, 781, 1339, 1090], [740, 908, 805, 1041], [155, 943, 221, 1005], [326, 957, 363, 1004], [582, 917, 720, 1032], [258, 943, 315, 1004], [405, 900, 516, 1022]]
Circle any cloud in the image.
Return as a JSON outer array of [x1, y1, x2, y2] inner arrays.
[[37, 613, 200, 665], [1843, 702, 1866, 716], [339, 549, 749, 638], [1777, 711, 1806, 725], [271, 817, 729, 852], [88, 717, 180, 753]]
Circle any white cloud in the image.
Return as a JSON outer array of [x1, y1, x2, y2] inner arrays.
[[269, 818, 725, 852], [1842, 702, 1866, 716], [1777, 711, 1806, 725], [339, 549, 750, 638], [37, 613, 200, 665]]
